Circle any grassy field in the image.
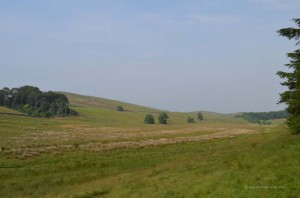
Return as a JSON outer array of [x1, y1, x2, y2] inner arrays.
[[0, 93, 298, 197]]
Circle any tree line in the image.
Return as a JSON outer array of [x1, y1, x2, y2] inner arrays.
[[235, 110, 288, 125], [0, 86, 77, 117]]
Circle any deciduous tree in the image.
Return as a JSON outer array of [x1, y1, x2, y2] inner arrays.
[[187, 116, 195, 123], [197, 112, 203, 121], [158, 112, 169, 124], [144, 114, 155, 124], [116, 105, 124, 111]]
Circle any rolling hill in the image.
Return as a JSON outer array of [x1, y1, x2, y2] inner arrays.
[[62, 92, 163, 113], [61, 92, 249, 126], [0, 92, 297, 197]]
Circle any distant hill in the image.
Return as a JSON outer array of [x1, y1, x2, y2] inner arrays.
[[57, 92, 253, 127], [0, 89, 286, 127], [61, 92, 163, 113]]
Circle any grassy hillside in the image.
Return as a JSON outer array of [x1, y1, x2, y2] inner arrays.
[[0, 106, 26, 115], [62, 92, 162, 112], [0, 93, 297, 197], [64, 92, 253, 126]]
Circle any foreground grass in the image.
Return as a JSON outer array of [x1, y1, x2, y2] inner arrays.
[[1, 126, 299, 197]]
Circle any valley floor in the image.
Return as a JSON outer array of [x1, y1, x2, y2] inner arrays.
[[0, 102, 298, 197]]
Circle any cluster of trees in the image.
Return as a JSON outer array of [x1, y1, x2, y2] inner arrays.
[[277, 18, 300, 134], [235, 110, 288, 125], [0, 86, 77, 117], [145, 112, 204, 124], [144, 112, 169, 124]]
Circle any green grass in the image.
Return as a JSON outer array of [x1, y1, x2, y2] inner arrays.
[[0, 126, 299, 197], [0, 93, 298, 197], [62, 92, 162, 113]]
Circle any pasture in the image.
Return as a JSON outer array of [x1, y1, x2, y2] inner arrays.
[[0, 93, 298, 197]]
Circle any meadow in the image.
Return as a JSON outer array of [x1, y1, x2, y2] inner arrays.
[[0, 93, 298, 197]]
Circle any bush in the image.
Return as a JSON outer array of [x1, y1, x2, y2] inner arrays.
[[116, 105, 124, 111], [187, 116, 195, 123], [158, 112, 169, 124], [22, 104, 34, 114], [144, 114, 155, 124], [197, 112, 203, 121]]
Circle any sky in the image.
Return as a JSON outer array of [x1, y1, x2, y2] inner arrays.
[[0, 0, 299, 113]]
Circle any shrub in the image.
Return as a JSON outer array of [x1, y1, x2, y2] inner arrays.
[[187, 116, 195, 123], [144, 114, 155, 124], [158, 112, 169, 124], [116, 105, 124, 111], [197, 112, 203, 121], [22, 104, 34, 114]]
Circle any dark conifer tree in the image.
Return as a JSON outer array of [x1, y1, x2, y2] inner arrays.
[[277, 18, 300, 134]]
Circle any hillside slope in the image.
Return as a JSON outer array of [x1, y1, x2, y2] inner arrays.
[[60, 92, 252, 127], [0, 106, 26, 115], [62, 92, 162, 113]]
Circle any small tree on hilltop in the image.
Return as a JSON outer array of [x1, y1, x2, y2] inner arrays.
[[187, 116, 195, 123], [158, 112, 169, 124], [144, 114, 155, 124], [116, 105, 124, 111], [197, 112, 203, 121]]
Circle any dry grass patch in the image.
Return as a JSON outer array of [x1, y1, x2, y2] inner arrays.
[[3, 128, 258, 158]]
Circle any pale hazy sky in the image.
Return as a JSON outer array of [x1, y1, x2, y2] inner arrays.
[[1, 0, 299, 113]]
